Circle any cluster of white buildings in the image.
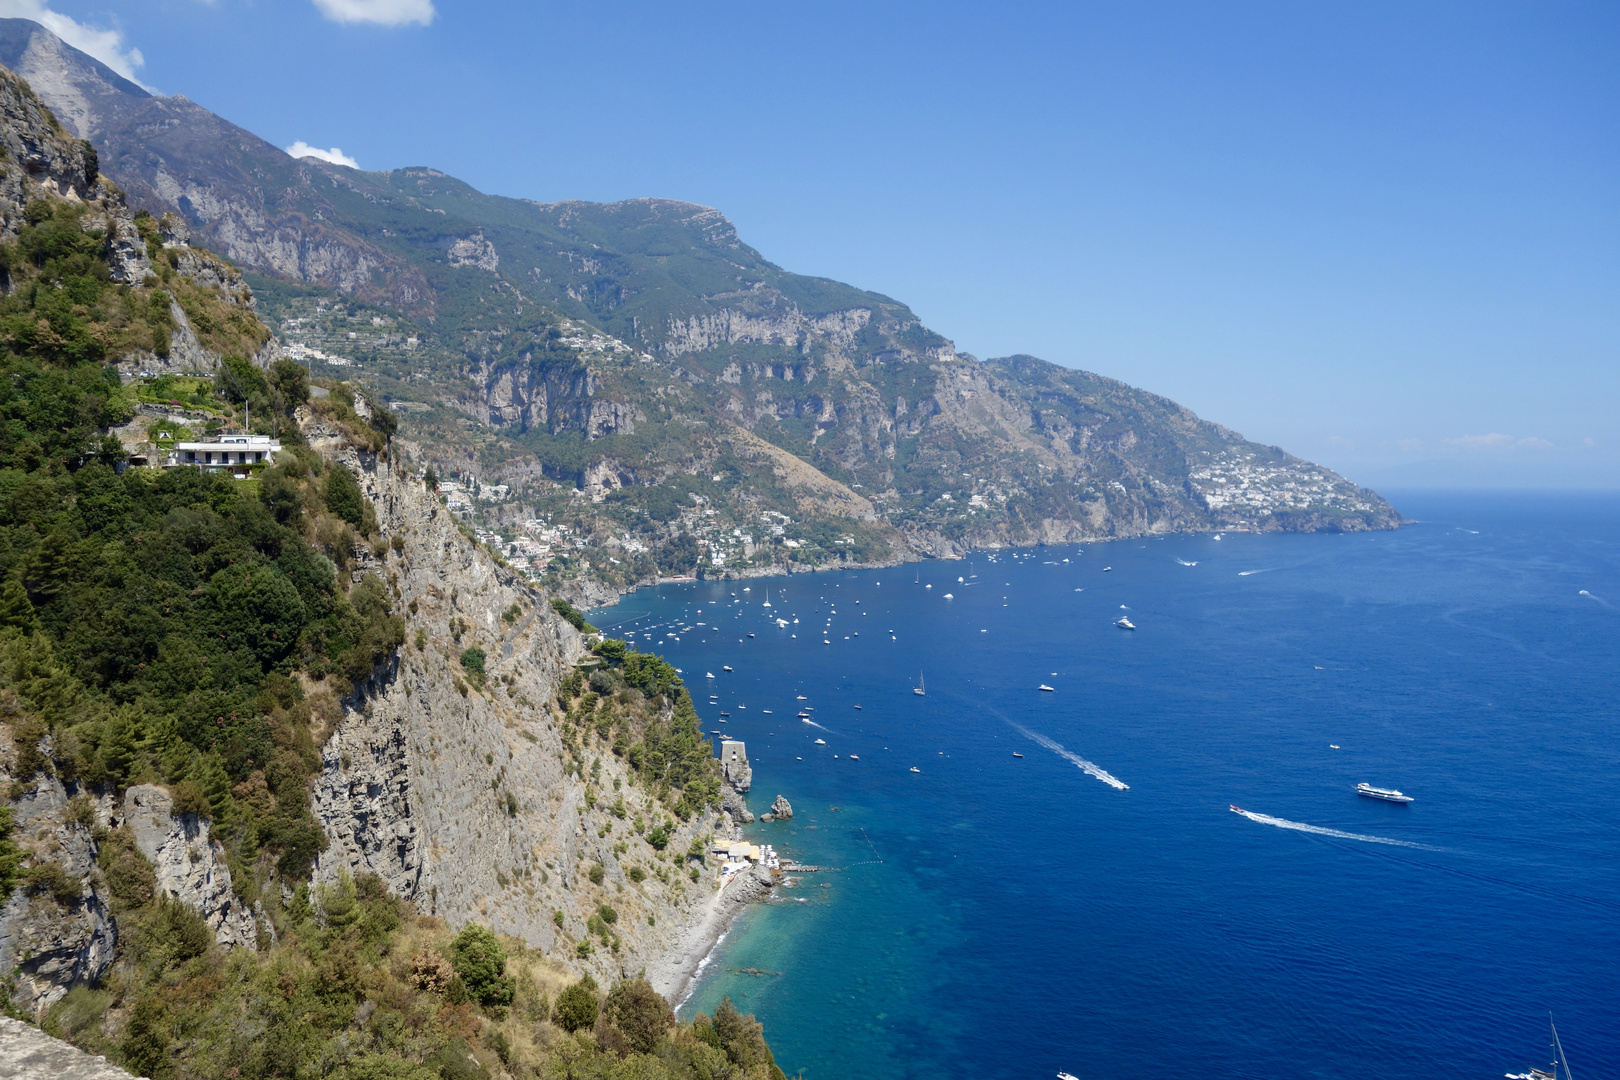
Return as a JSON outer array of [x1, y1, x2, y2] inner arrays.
[[282, 342, 355, 368], [710, 838, 781, 886]]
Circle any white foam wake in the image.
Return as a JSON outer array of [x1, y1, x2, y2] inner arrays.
[[1237, 568, 1275, 577], [1010, 723, 1128, 790], [1233, 808, 1439, 849], [800, 719, 832, 732], [1175, 558, 1198, 566]]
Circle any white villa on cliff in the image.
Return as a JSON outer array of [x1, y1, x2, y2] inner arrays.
[[167, 434, 281, 475]]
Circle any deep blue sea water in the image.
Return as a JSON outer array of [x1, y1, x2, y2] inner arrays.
[[590, 491, 1619, 1079]]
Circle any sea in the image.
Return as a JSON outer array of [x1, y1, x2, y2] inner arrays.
[[588, 491, 1619, 1079]]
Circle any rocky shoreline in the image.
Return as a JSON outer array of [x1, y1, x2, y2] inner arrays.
[[646, 864, 776, 1006]]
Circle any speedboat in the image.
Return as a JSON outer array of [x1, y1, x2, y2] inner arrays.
[[1058, 1073, 1081, 1080], [1115, 616, 1136, 630], [909, 766, 921, 773], [705, 672, 715, 678], [1330, 744, 1340, 749], [1012, 752, 1024, 758], [748, 632, 755, 638], [1038, 684, 1054, 692], [854, 704, 862, 709], [723, 665, 733, 671], [815, 738, 826, 745], [849, 754, 859, 760], [1356, 783, 1413, 803], [1229, 804, 1246, 814]]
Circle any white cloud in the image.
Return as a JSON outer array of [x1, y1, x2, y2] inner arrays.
[[0, 0, 148, 86], [309, 0, 435, 26], [1442, 433, 1555, 452], [286, 141, 360, 169]]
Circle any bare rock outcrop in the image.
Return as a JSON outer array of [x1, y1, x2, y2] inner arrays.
[[0, 1016, 141, 1080], [0, 774, 115, 1017], [120, 785, 257, 948], [769, 795, 792, 819]]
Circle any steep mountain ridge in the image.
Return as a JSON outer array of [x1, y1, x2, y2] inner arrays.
[[0, 20, 1398, 610]]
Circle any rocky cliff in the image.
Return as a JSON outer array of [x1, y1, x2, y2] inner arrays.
[[305, 429, 744, 988]]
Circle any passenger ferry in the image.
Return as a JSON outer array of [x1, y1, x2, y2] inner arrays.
[[1355, 782, 1413, 803]]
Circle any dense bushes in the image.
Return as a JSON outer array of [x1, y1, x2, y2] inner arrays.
[[554, 644, 721, 821]]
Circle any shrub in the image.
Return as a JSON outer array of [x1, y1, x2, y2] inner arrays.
[[550, 597, 596, 634], [325, 465, 364, 528], [551, 974, 599, 1032], [603, 977, 674, 1054], [459, 647, 486, 677], [588, 862, 605, 885], [448, 923, 515, 1009], [408, 950, 454, 993], [24, 860, 81, 905], [596, 903, 617, 925]]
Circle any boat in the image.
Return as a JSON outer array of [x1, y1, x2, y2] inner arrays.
[[762, 710, 772, 714], [1329, 744, 1340, 749], [914, 672, 926, 696], [1013, 752, 1024, 758], [815, 738, 826, 745], [943, 592, 953, 599], [748, 632, 755, 638], [1356, 783, 1413, 803], [854, 704, 862, 710], [720, 712, 731, 717], [1103, 566, 1113, 572], [849, 754, 859, 760], [1058, 1073, 1081, 1080], [705, 671, 715, 678], [1038, 684, 1054, 692], [723, 665, 733, 671], [1505, 1015, 1577, 1080], [1229, 804, 1246, 814], [762, 589, 772, 608], [1115, 616, 1136, 630], [909, 766, 921, 773]]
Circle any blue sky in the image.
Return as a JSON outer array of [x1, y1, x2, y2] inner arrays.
[[20, 0, 1619, 487]]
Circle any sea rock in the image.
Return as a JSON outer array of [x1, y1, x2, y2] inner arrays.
[[759, 813, 773, 822], [121, 785, 257, 948], [770, 795, 792, 819], [721, 783, 753, 826]]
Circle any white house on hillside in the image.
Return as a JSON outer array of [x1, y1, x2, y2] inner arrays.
[[168, 434, 281, 474]]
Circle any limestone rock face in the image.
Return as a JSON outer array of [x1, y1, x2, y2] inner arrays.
[[0, 64, 94, 240], [121, 785, 258, 948], [0, 774, 116, 1017], [770, 795, 792, 819], [307, 442, 734, 987], [0, 1016, 141, 1079]]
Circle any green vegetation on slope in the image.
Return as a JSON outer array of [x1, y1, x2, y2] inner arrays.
[[44, 868, 787, 1080]]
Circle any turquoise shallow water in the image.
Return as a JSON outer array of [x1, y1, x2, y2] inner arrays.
[[590, 492, 1619, 1079]]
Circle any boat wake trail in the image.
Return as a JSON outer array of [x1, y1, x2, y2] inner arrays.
[[800, 719, 833, 732], [1578, 589, 1610, 607], [1009, 722, 1129, 790], [1175, 558, 1199, 567], [1233, 809, 1441, 850], [1237, 568, 1275, 577]]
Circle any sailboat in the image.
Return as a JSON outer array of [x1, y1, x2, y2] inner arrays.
[[1505, 1015, 1577, 1080], [913, 672, 926, 696]]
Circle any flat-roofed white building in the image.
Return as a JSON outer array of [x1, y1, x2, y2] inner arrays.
[[168, 434, 281, 474]]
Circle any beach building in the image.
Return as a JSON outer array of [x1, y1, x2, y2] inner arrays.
[[168, 434, 281, 475]]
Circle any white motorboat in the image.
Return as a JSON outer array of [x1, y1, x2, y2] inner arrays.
[[1038, 684, 1054, 692], [1115, 616, 1136, 630], [1355, 783, 1413, 803]]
